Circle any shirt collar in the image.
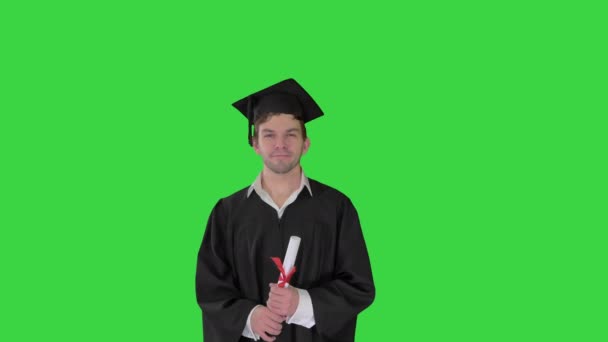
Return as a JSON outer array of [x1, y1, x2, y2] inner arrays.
[[247, 169, 313, 198]]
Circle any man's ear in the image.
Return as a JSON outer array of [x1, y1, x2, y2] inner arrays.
[[302, 137, 311, 155], [252, 137, 261, 155]]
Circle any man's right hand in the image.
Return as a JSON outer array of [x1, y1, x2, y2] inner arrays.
[[251, 305, 284, 342]]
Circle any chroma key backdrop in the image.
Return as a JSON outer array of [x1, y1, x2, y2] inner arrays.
[[1, 1, 606, 341]]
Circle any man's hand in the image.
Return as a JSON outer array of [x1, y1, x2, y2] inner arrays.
[[251, 305, 284, 342], [267, 283, 300, 318]]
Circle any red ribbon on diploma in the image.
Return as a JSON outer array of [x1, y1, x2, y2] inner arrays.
[[271, 257, 296, 288]]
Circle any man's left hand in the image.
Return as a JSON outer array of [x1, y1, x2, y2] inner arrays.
[[267, 283, 299, 317]]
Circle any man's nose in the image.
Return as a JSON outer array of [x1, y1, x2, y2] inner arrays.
[[274, 136, 287, 149]]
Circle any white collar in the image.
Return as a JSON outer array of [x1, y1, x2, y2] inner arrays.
[[247, 169, 313, 198]]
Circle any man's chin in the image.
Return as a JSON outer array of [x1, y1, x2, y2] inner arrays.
[[266, 161, 299, 175]]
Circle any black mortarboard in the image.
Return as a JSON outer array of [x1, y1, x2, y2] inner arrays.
[[232, 78, 324, 146]]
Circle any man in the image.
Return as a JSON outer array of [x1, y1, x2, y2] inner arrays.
[[196, 78, 375, 341]]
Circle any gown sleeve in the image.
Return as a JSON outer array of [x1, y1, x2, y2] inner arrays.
[[307, 198, 376, 340], [196, 199, 258, 341]]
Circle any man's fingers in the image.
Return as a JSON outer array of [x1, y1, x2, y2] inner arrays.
[[269, 295, 288, 305], [269, 284, 287, 296], [267, 320, 282, 331], [259, 331, 275, 342], [268, 306, 286, 317], [268, 291, 286, 302], [263, 317, 282, 331], [266, 308, 286, 323], [253, 307, 284, 341], [267, 305, 280, 317], [267, 301, 288, 316], [267, 297, 284, 308], [267, 300, 287, 315], [263, 322, 282, 335]]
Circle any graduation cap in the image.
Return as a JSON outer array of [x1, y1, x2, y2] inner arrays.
[[232, 78, 324, 146]]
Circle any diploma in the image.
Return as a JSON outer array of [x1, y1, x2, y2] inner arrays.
[[282, 236, 300, 287], [271, 236, 301, 288]]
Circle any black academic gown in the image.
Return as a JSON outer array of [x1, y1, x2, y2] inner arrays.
[[196, 179, 375, 342]]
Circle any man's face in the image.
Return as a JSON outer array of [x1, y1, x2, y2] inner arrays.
[[253, 114, 310, 175]]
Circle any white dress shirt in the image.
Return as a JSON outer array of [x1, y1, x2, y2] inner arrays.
[[242, 170, 316, 340]]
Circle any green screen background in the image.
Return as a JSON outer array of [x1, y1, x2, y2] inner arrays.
[[1, 1, 606, 341]]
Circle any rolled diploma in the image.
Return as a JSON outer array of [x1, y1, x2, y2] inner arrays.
[[280, 236, 301, 288]]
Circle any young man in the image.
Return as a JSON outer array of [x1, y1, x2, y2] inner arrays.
[[196, 79, 375, 342]]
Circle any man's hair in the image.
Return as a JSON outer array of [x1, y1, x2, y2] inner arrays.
[[252, 112, 307, 142]]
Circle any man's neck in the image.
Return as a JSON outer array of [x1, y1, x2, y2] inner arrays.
[[261, 166, 302, 199]]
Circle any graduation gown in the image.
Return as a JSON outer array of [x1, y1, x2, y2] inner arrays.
[[196, 178, 375, 342]]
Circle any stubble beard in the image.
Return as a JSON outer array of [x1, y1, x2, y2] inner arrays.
[[265, 153, 302, 175]]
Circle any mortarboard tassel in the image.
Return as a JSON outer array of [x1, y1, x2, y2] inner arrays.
[[247, 96, 253, 146]]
